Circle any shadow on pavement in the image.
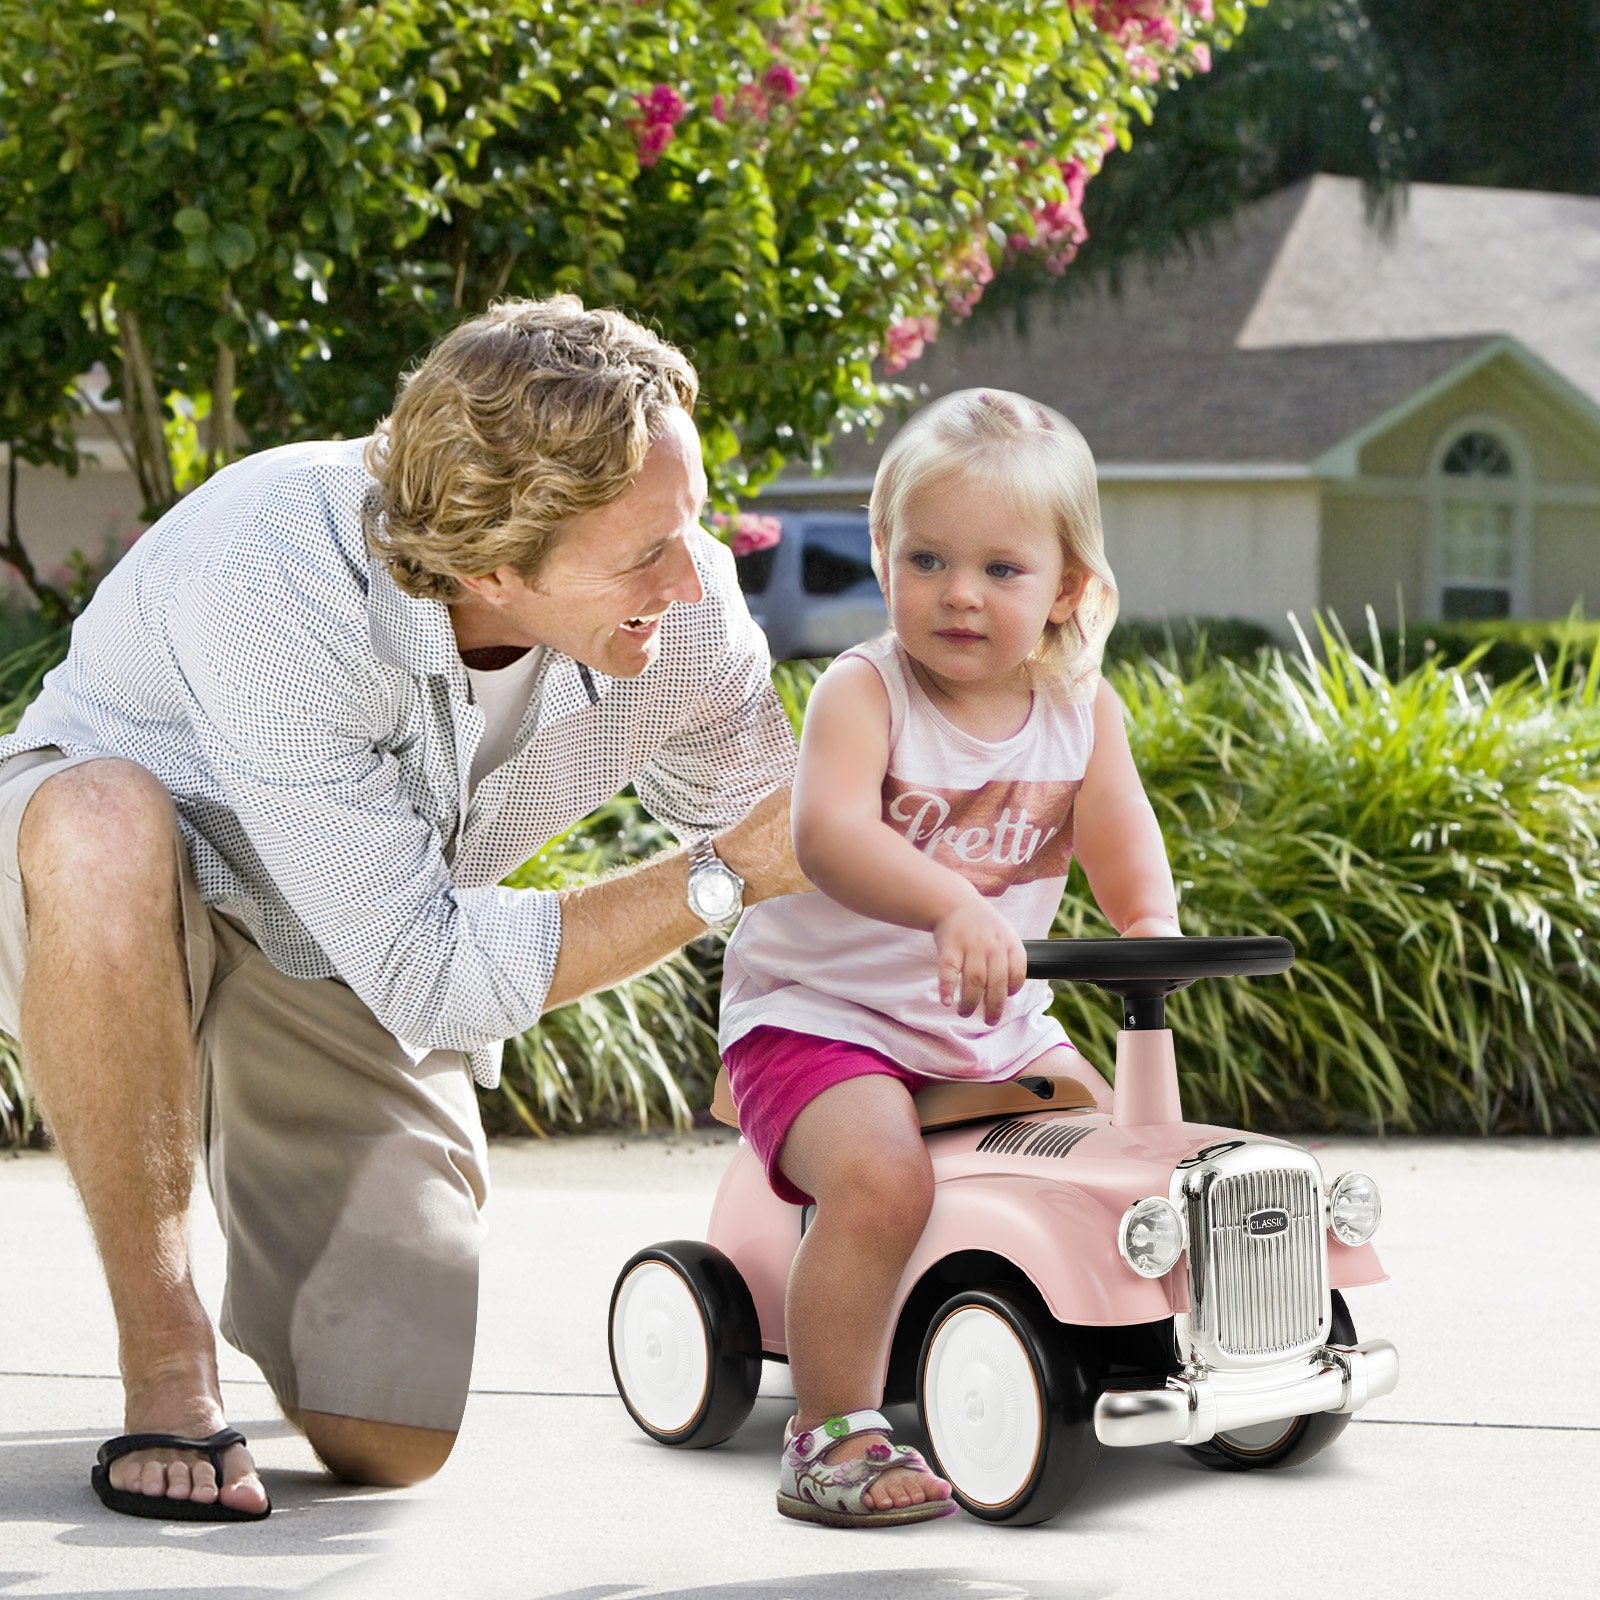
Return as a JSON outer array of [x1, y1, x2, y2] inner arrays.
[[538, 1581, 1117, 1600], [0, 1414, 408, 1564]]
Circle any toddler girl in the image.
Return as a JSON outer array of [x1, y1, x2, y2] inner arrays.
[[718, 389, 1180, 1526]]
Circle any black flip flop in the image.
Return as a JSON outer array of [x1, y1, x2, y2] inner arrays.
[[91, 1427, 271, 1522]]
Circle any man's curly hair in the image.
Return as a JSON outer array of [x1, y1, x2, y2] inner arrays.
[[365, 296, 698, 602]]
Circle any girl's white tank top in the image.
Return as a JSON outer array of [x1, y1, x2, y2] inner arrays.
[[719, 632, 1094, 1081]]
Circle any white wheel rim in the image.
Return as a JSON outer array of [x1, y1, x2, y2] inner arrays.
[[922, 1304, 1043, 1508], [611, 1261, 710, 1435]]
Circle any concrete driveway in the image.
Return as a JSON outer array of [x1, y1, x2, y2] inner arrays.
[[1, 1131, 1594, 1599]]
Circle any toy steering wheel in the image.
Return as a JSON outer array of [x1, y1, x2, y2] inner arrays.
[[1023, 936, 1295, 1029]]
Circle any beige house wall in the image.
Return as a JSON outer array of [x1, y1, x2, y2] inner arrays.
[[1318, 492, 1422, 629], [1534, 507, 1600, 616], [1359, 363, 1600, 484], [1098, 481, 1321, 635], [1, 450, 145, 603], [1342, 356, 1600, 621]]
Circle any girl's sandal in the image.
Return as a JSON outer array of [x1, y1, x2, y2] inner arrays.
[[776, 1409, 956, 1528]]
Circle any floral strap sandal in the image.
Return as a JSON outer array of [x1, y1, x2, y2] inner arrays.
[[777, 1408, 956, 1527]]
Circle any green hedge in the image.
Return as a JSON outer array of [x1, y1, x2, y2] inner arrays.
[[1365, 616, 1600, 689], [1104, 615, 1277, 671], [5, 624, 1598, 1146]]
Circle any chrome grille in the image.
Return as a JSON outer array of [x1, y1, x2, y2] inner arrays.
[[1183, 1154, 1327, 1365]]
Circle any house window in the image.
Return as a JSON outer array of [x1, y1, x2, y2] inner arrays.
[[1434, 427, 1520, 620]]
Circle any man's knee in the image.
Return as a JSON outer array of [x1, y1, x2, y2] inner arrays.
[[290, 1407, 459, 1488], [17, 758, 179, 916]]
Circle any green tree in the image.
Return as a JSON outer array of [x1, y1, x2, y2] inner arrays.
[[1364, 0, 1600, 194], [0, 0, 1240, 613], [983, 0, 1600, 320], [978, 0, 1410, 310]]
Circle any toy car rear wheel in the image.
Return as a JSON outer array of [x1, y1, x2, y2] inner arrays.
[[1181, 1291, 1357, 1471], [917, 1286, 1099, 1526], [609, 1242, 761, 1448]]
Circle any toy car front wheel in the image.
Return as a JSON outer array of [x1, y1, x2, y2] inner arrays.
[[917, 1286, 1099, 1525], [1181, 1290, 1357, 1471], [609, 1242, 761, 1448]]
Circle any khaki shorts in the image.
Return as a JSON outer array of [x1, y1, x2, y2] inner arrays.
[[0, 748, 489, 1432]]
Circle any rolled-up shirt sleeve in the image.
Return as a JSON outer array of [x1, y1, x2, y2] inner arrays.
[[167, 572, 560, 1056], [633, 539, 798, 837]]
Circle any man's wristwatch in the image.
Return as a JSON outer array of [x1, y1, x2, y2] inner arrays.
[[686, 836, 745, 929]]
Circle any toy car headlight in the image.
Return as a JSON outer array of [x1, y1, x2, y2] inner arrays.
[[1329, 1170, 1382, 1246], [1117, 1197, 1185, 1278]]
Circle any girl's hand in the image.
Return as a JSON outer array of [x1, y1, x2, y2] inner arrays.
[[933, 898, 1027, 1024], [1122, 915, 1182, 938]]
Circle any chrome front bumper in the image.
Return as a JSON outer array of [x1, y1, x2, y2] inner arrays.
[[1094, 1338, 1400, 1448]]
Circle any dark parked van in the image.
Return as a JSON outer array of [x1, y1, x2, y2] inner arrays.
[[734, 510, 888, 662]]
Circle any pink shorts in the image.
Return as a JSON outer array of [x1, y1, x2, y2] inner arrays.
[[722, 1025, 938, 1207]]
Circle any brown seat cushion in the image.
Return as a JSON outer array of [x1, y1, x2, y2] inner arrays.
[[708, 1063, 1097, 1133]]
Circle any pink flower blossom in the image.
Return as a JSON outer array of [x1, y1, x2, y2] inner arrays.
[[882, 315, 939, 375], [1033, 197, 1088, 250], [762, 61, 801, 102], [635, 120, 674, 166], [1187, 0, 1215, 20], [631, 82, 687, 167], [1057, 155, 1089, 207], [1192, 41, 1212, 72], [729, 513, 782, 558], [944, 237, 996, 320], [1089, 0, 1191, 55], [636, 85, 686, 126], [710, 92, 727, 122], [1124, 44, 1160, 82]]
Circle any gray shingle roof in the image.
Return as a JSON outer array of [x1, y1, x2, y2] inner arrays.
[[819, 176, 1600, 474]]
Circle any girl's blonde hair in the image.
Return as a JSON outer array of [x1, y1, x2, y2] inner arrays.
[[365, 296, 698, 602], [868, 388, 1118, 700]]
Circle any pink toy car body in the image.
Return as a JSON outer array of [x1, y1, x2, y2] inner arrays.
[[609, 937, 1399, 1524]]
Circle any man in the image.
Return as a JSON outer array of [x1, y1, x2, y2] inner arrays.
[[0, 297, 802, 1519]]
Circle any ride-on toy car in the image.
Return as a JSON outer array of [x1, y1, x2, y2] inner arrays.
[[608, 938, 1399, 1525]]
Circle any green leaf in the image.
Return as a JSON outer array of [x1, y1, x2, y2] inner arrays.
[[212, 223, 257, 271]]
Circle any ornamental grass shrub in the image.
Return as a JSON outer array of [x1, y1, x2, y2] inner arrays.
[[488, 796, 721, 1136], [1054, 618, 1600, 1135]]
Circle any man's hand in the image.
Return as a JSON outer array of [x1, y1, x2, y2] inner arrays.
[[714, 785, 811, 904], [546, 785, 805, 1013], [933, 896, 1027, 1025]]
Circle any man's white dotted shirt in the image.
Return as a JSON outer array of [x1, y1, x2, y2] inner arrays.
[[0, 439, 797, 1086]]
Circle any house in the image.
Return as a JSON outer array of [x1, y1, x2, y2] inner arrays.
[[764, 176, 1600, 634]]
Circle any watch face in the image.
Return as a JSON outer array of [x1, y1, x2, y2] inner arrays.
[[693, 869, 740, 921]]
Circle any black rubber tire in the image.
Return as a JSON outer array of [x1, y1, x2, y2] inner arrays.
[[1181, 1291, 1358, 1471], [608, 1241, 762, 1448], [917, 1286, 1100, 1526]]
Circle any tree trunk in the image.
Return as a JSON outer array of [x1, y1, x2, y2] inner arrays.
[[206, 339, 238, 477], [115, 299, 178, 516], [2, 447, 74, 623]]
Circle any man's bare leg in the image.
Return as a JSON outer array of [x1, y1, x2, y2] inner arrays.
[[289, 1411, 457, 1488], [16, 760, 267, 1512]]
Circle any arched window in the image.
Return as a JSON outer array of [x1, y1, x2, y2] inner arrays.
[[1430, 424, 1524, 621]]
